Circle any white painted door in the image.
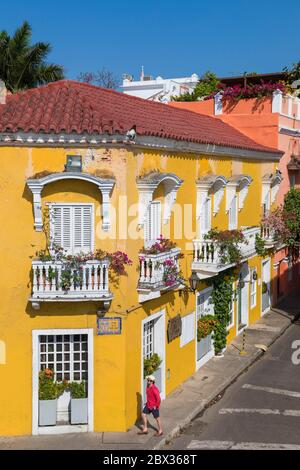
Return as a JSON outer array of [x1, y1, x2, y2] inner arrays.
[[196, 288, 214, 369], [142, 311, 165, 403]]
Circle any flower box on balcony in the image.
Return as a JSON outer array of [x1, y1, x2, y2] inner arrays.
[[30, 258, 113, 310], [192, 227, 260, 280]]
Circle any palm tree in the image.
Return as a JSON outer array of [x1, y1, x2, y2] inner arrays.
[[0, 21, 64, 93]]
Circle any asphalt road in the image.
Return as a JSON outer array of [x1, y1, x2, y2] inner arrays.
[[165, 319, 300, 450]]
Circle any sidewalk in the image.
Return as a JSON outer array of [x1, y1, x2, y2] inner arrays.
[[0, 292, 299, 450]]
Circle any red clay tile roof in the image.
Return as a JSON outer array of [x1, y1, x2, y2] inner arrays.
[[0, 80, 281, 154]]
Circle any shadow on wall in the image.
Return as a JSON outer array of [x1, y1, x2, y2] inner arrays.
[[271, 260, 300, 307], [135, 392, 142, 428]]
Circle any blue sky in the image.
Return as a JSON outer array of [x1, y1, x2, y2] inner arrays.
[[2, 0, 300, 83]]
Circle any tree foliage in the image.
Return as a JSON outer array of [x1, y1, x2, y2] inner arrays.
[[172, 71, 219, 102], [77, 67, 119, 89], [0, 21, 64, 92]]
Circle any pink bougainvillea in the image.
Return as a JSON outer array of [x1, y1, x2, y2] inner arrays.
[[205, 81, 287, 101]]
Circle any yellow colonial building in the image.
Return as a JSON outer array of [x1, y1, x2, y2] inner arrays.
[[0, 80, 282, 435]]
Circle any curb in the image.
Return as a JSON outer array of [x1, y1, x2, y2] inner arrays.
[[152, 310, 298, 450]]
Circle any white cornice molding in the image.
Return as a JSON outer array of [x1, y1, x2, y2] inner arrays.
[[27, 172, 115, 232], [0, 131, 282, 161]]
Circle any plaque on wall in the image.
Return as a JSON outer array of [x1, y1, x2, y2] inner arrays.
[[167, 314, 182, 342], [97, 317, 122, 335]]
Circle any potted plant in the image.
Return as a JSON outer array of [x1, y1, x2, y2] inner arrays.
[[38, 369, 60, 426], [262, 281, 268, 294], [69, 381, 88, 425], [197, 315, 216, 341], [143, 353, 162, 393]]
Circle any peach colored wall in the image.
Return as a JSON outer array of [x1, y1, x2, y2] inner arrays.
[[169, 100, 214, 115], [170, 97, 300, 304]]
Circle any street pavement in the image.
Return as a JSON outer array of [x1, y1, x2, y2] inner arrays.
[[164, 318, 300, 450]]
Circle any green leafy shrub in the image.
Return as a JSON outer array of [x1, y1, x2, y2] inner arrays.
[[144, 353, 162, 378], [197, 315, 217, 341], [69, 381, 87, 399], [38, 369, 66, 400]]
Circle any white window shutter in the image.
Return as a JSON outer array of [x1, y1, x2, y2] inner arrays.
[[50, 204, 92, 254], [51, 205, 71, 250], [52, 206, 62, 247], [74, 206, 92, 253], [180, 312, 195, 348], [201, 198, 211, 235], [145, 201, 161, 246], [62, 206, 72, 250], [229, 195, 238, 230]]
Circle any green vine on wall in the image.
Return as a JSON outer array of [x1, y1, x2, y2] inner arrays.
[[255, 234, 269, 257], [208, 270, 235, 354]]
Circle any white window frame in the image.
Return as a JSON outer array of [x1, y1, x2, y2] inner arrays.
[[49, 202, 94, 255], [250, 270, 257, 309], [180, 312, 195, 348]]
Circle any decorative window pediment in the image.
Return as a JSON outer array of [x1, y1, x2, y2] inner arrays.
[[27, 172, 115, 232], [137, 172, 183, 226], [196, 175, 227, 219], [226, 175, 252, 212], [262, 172, 283, 206]]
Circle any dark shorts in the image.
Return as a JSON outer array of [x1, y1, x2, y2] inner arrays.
[[143, 405, 160, 419]]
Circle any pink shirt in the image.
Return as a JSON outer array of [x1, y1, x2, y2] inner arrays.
[[146, 383, 161, 409]]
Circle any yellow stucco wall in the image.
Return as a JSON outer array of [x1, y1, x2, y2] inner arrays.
[[0, 144, 277, 435]]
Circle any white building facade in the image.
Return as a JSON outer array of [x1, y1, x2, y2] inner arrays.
[[121, 70, 198, 102]]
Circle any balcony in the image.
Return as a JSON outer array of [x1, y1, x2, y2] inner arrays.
[[30, 259, 113, 310], [260, 226, 277, 248], [137, 248, 182, 302], [192, 226, 260, 280]]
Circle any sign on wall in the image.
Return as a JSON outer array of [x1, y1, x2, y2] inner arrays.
[[97, 317, 122, 335], [167, 314, 182, 342]]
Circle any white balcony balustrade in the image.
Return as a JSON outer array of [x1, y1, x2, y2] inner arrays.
[[192, 227, 260, 279], [138, 248, 181, 301], [261, 225, 277, 248], [30, 259, 112, 309]]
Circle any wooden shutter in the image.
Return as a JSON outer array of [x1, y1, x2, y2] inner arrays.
[[201, 198, 211, 235], [51, 205, 71, 251], [229, 195, 237, 230], [73, 206, 92, 253], [180, 312, 195, 348], [145, 201, 161, 246], [50, 204, 92, 254]]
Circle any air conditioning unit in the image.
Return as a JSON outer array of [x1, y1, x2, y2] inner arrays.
[[64, 155, 82, 172]]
